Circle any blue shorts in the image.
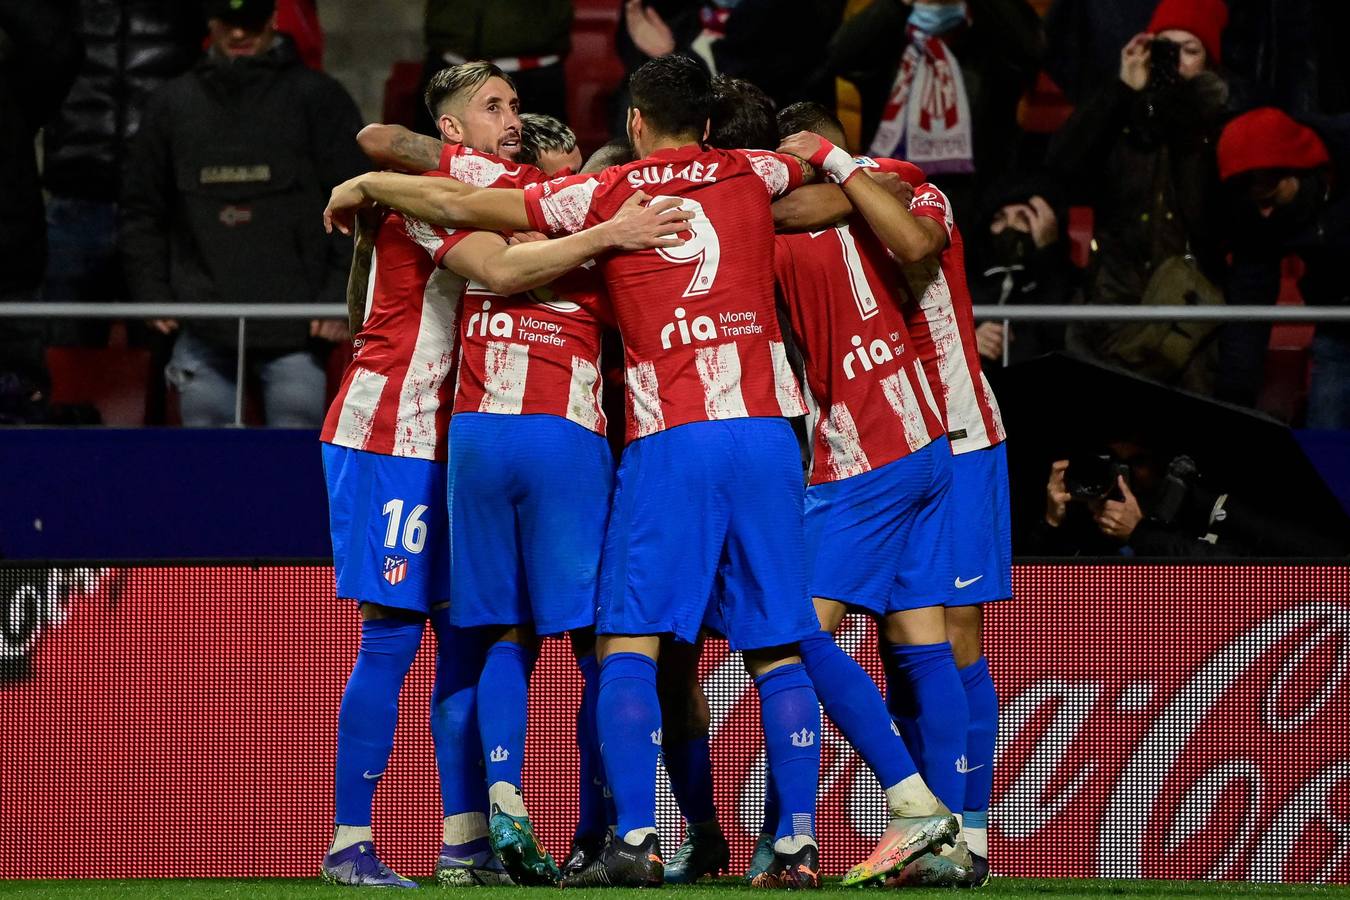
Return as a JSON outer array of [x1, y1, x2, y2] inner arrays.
[[322, 443, 450, 614], [598, 418, 819, 653], [805, 437, 954, 614], [448, 413, 613, 636], [947, 442, 1012, 606]]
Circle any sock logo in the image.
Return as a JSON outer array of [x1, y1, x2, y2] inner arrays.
[[790, 728, 816, 748], [489, 745, 510, 763], [891, 720, 902, 737], [362, 770, 384, 781], [955, 754, 984, 774], [650, 727, 663, 746]]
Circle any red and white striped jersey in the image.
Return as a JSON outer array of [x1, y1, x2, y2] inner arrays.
[[321, 146, 543, 460], [775, 218, 945, 485], [453, 264, 611, 435], [521, 144, 808, 443], [860, 157, 1006, 454]]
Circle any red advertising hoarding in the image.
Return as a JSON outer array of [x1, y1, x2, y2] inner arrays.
[[1, 563, 1346, 882]]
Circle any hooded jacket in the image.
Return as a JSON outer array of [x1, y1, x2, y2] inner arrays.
[[120, 35, 366, 350]]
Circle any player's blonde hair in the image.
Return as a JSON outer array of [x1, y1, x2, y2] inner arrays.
[[424, 61, 515, 119]]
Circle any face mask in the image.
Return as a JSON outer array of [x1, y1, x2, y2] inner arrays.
[[990, 228, 1036, 268], [908, 1, 968, 36]]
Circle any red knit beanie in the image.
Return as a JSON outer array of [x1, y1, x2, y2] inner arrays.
[[1217, 107, 1332, 181], [1148, 0, 1228, 66]]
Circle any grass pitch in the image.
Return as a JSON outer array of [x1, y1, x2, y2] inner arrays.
[[0, 879, 1343, 899]]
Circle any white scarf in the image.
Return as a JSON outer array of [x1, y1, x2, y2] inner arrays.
[[868, 30, 974, 175]]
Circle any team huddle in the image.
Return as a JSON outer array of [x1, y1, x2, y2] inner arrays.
[[317, 53, 1010, 890]]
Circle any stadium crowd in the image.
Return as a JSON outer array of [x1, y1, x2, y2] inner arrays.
[[2, 0, 1347, 890]]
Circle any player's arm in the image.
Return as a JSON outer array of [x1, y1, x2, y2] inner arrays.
[[772, 171, 916, 232], [325, 172, 531, 235], [441, 193, 690, 297], [777, 132, 945, 264], [356, 124, 444, 173]]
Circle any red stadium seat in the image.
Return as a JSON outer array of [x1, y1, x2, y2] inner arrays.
[[566, 1, 626, 154], [383, 60, 426, 129], [1066, 206, 1093, 269], [45, 342, 152, 426], [1018, 72, 1075, 134]]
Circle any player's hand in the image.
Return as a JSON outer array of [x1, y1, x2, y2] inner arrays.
[[324, 176, 372, 236], [975, 321, 1006, 361], [625, 0, 676, 58], [149, 318, 179, 335], [778, 131, 858, 184], [602, 191, 692, 251], [867, 170, 915, 207], [1095, 476, 1143, 541], [310, 318, 350, 343], [1045, 459, 1071, 527], [1120, 32, 1151, 91], [508, 230, 550, 245]]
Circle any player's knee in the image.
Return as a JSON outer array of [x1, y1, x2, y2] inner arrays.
[[742, 645, 802, 678], [945, 605, 983, 669], [882, 605, 948, 646]]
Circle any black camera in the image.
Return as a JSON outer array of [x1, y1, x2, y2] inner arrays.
[[1065, 452, 1131, 501], [1148, 37, 1183, 90]]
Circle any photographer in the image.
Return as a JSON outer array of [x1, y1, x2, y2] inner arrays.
[[1028, 439, 1346, 557], [1046, 0, 1229, 395]]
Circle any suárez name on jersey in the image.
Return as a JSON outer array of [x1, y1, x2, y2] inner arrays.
[[626, 161, 720, 189]]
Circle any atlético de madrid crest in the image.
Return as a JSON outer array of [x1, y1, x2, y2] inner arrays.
[[382, 555, 408, 586]]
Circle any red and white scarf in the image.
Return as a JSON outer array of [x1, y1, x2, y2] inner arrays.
[[868, 30, 974, 175]]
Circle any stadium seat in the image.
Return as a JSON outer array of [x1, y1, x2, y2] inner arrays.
[[1018, 72, 1075, 134], [1258, 256, 1314, 423], [567, 0, 626, 153], [45, 337, 152, 427], [1066, 206, 1093, 269], [382, 60, 425, 129]]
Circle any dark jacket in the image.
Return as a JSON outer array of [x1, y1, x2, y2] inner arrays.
[[1047, 73, 1227, 313], [120, 36, 366, 351], [42, 0, 203, 203], [824, 0, 1044, 227], [0, 0, 81, 293], [1219, 113, 1350, 405], [425, 0, 572, 60]]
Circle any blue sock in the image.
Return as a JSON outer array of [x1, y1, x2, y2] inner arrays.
[[663, 735, 716, 825], [800, 632, 918, 791], [960, 657, 998, 829], [597, 652, 662, 839], [429, 608, 490, 820], [755, 663, 820, 842], [478, 641, 531, 795], [574, 653, 609, 839], [886, 642, 969, 814], [334, 616, 423, 825]]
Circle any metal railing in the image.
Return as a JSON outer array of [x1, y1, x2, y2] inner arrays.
[[3, 302, 1348, 426]]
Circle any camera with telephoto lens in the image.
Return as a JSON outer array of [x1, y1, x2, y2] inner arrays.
[[1148, 37, 1183, 90], [1065, 452, 1131, 501]]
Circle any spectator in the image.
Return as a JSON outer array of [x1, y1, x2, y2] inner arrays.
[[1047, 0, 1229, 395], [614, 1, 841, 128], [120, 0, 366, 428], [41, 1, 204, 351], [1216, 107, 1350, 428], [417, 0, 572, 135], [826, 0, 1044, 228], [968, 175, 1078, 367], [0, 0, 80, 424]]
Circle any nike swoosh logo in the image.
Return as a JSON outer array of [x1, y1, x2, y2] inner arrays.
[[954, 575, 984, 589], [443, 857, 477, 867], [362, 770, 385, 780]]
